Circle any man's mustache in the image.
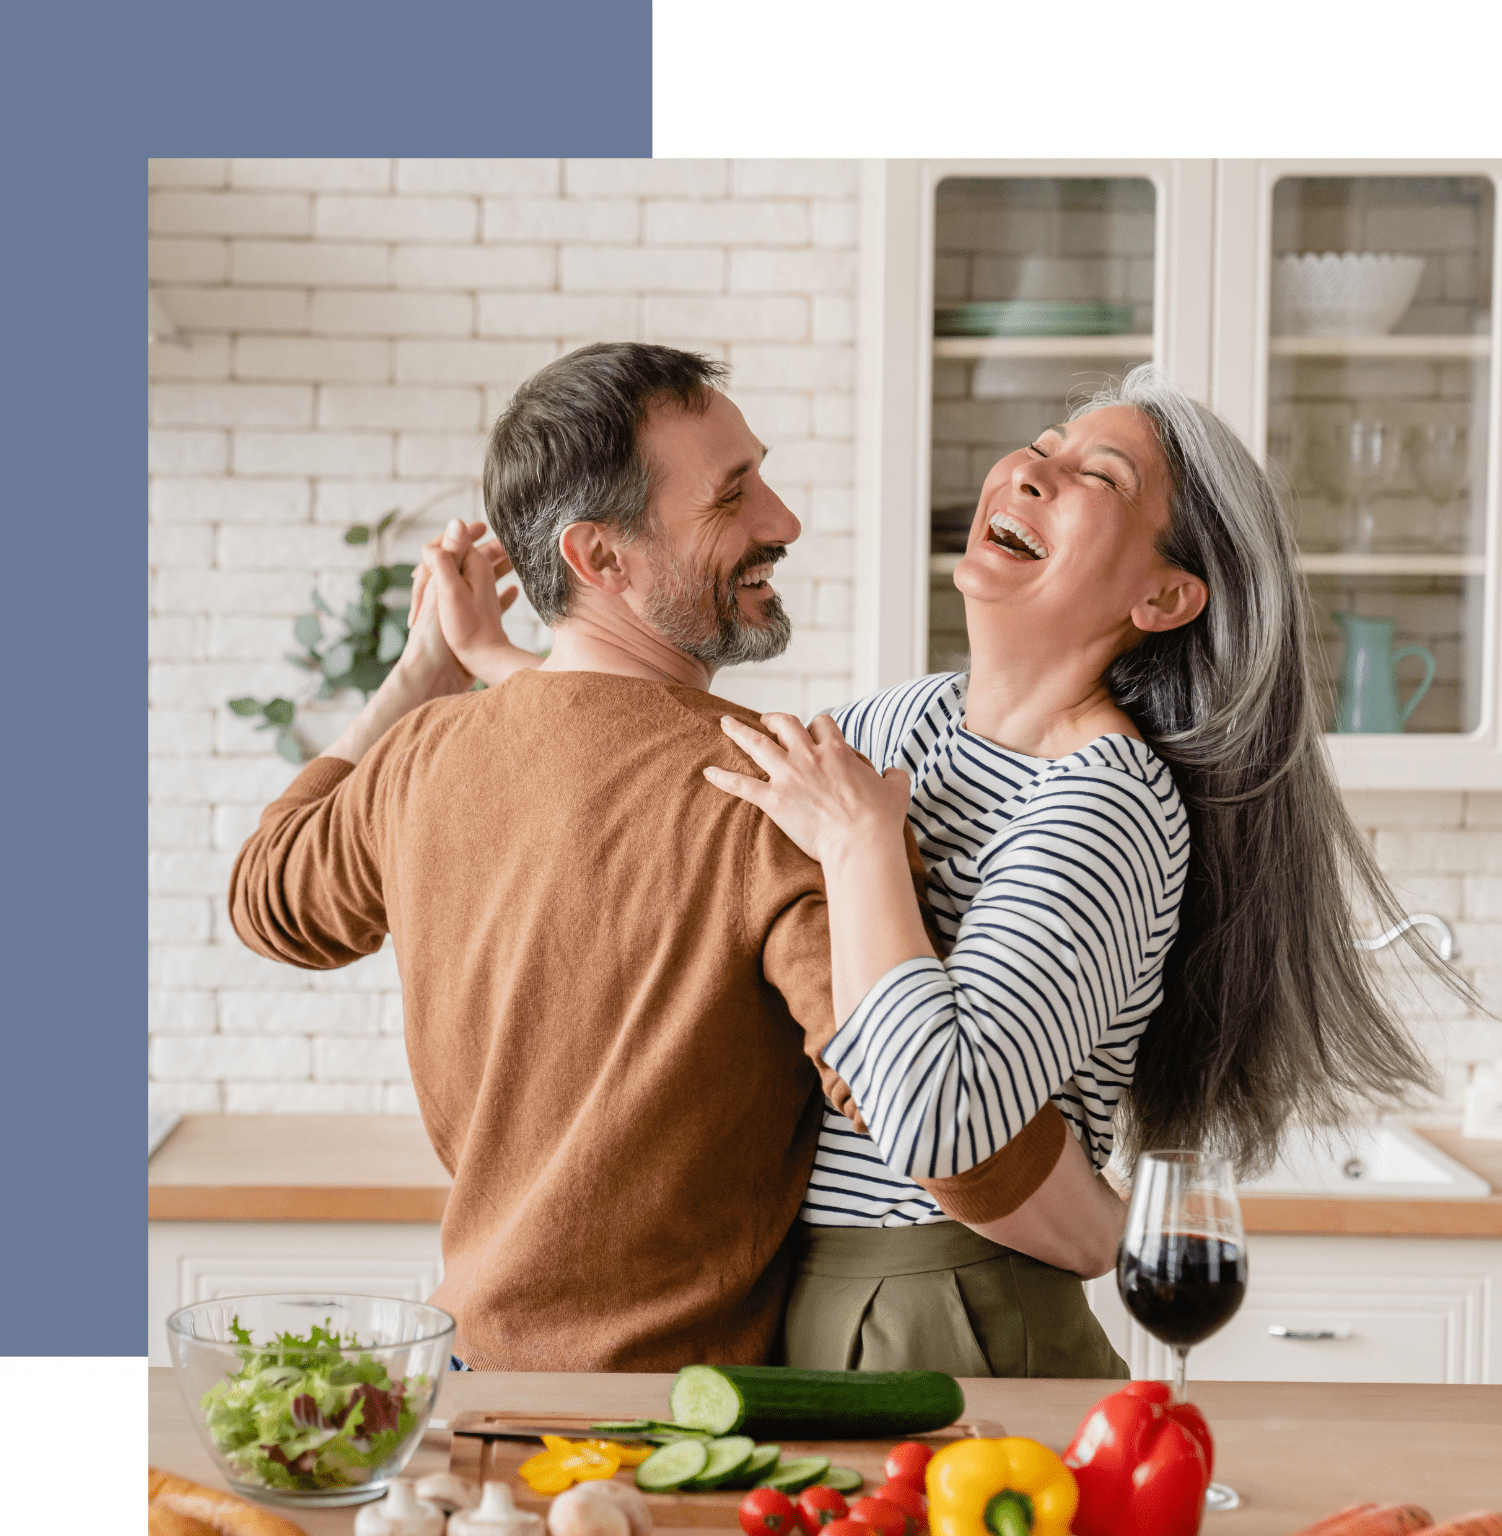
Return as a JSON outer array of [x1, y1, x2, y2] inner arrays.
[[727, 544, 789, 584]]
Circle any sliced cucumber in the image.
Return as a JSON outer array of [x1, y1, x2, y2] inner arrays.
[[634, 1438, 710, 1491], [822, 1466, 864, 1494], [668, 1364, 746, 1435], [591, 1419, 653, 1434], [757, 1455, 831, 1493], [683, 1435, 756, 1491], [714, 1443, 782, 1492]]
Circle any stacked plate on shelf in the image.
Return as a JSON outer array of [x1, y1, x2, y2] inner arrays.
[[935, 300, 1136, 337]]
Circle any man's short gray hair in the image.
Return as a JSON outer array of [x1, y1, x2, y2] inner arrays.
[[483, 342, 729, 625]]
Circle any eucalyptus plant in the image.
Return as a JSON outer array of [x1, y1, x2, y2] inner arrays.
[[229, 488, 471, 764]]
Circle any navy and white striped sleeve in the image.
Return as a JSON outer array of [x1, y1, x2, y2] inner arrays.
[[829, 673, 960, 772], [821, 757, 1186, 1182]]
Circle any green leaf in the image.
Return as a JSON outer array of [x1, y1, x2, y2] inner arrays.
[[470, 679, 488, 691], [275, 729, 304, 765], [347, 656, 391, 697], [345, 601, 376, 636], [294, 614, 324, 648], [312, 589, 334, 616], [316, 679, 337, 701], [361, 567, 391, 598], [323, 641, 355, 678], [377, 618, 407, 663], [387, 563, 415, 589], [228, 697, 263, 717], [285, 651, 320, 670], [376, 509, 398, 534], [344, 525, 371, 546], [263, 698, 295, 726]]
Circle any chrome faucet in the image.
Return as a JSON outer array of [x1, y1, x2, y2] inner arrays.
[[1354, 912, 1454, 961]]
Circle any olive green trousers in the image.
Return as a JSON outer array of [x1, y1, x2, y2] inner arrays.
[[780, 1221, 1129, 1379]]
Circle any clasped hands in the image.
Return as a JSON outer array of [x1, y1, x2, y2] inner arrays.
[[397, 518, 531, 696]]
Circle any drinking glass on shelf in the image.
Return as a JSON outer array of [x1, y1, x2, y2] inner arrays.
[[1343, 419, 1403, 554], [1118, 1151, 1248, 1513], [1412, 422, 1471, 554], [1305, 419, 1402, 553]]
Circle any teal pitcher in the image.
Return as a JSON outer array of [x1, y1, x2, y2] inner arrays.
[[1332, 612, 1435, 732]]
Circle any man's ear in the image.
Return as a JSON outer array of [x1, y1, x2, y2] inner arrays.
[[1131, 569, 1208, 635], [558, 521, 632, 596]]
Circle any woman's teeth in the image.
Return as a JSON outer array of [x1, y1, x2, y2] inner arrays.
[[986, 513, 1048, 560]]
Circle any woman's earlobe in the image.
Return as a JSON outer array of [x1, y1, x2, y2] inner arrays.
[[1133, 573, 1209, 634]]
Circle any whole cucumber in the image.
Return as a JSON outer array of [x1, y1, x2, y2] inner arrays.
[[669, 1365, 965, 1440]]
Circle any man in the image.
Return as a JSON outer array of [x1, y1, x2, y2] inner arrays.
[[229, 343, 1068, 1371]]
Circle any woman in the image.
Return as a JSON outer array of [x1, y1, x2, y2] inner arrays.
[[412, 364, 1451, 1376]]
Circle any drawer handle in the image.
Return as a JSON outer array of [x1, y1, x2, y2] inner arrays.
[[1268, 1325, 1352, 1341]]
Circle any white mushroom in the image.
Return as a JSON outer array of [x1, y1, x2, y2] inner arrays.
[[546, 1485, 631, 1536], [415, 1472, 483, 1512], [450, 1482, 547, 1536], [354, 1478, 446, 1536], [571, 1479, 652, 1536]]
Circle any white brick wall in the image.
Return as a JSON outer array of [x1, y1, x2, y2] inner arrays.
[[148, 158, 860, 1114]]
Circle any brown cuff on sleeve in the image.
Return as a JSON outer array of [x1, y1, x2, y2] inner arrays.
[[914, 1099, 1067, 1223]]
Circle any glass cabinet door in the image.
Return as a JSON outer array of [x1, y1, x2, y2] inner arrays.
[[1266, 174, 1495, 735], [928, 176, 1158, 671]]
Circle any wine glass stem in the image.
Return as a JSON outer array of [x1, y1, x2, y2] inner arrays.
[[1172, 1345, 1190, 1403]]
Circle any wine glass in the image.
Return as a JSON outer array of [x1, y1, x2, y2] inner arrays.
[[1306, 419, 1402, 553], [1412, 422, 1470, 554], [1118, 1151, 1248, 1513]]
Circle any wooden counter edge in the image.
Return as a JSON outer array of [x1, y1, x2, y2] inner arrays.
[[147, 1185, 449, 1222]]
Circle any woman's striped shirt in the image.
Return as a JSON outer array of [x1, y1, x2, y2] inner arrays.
[[802, 672, 1189, 1228]]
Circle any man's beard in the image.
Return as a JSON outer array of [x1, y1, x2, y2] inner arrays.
[[640, 540, 793, 668]]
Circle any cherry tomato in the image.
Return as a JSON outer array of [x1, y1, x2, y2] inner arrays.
[[795, 1487, 850, 1536], [882, 1443, 934, 1493], [847, 1497, 907, 1536], [871, 1484, 927, 1536], [740, 1488, 799, 1536], [817, 1522, 868, 1536]]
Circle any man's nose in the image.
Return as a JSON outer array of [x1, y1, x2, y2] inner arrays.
[[751, 483, 801, 545]]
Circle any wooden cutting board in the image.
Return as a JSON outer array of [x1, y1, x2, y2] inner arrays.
[[449, 1411, 992, 1529]]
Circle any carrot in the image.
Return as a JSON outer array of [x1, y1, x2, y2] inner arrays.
[[1291, 1505, 1380, 1536], [1422, 1516, 1502, 1536], [1291, 1506, 1432, 1536]]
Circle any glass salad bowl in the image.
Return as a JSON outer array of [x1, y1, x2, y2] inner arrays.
[[166, 1293, 455, 1508]]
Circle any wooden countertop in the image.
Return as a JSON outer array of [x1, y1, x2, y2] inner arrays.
[[148, 1115, 1502, 1235], [148, 1369, 1502, 1534], [147, 1115, 451, 1221]]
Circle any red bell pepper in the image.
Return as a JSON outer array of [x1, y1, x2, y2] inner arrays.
[[1062, 1380, 1213, 1536]]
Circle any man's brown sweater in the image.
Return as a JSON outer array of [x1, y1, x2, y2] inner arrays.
[[229, 669, 1063, 1370]]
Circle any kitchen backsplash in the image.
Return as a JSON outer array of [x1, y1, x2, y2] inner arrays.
[[148, 159, 1502, 1120]]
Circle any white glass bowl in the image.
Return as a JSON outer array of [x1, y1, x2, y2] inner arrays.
[[166, 1293, 454, 1508], [1272, 252, 1425, 336]]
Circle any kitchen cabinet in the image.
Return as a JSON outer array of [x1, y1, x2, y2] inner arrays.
[[855, 159, 1502, 789], [1084, 1232, 1502, 1385]]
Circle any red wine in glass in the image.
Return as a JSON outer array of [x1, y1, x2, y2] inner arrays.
[[1118, 1151, 1247, 1512]]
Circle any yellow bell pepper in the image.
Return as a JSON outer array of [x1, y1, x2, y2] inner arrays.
[[926, 1437, 1078, 1536], [518, 1435, 623, 1494], [588, 1438, 653, 1467]]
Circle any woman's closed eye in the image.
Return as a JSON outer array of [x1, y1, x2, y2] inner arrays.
[[1027, 443, 1118, 490]]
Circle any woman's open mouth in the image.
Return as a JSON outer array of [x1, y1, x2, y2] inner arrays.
[[985, 512, 1049, 561]]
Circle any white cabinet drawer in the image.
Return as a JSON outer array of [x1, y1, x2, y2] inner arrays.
[[1085, 1235, 1502, 1385], [148, 1221, 444, 1367]]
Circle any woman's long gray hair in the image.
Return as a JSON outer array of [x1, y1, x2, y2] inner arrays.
[[1076, 365, 1467, 1175]]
